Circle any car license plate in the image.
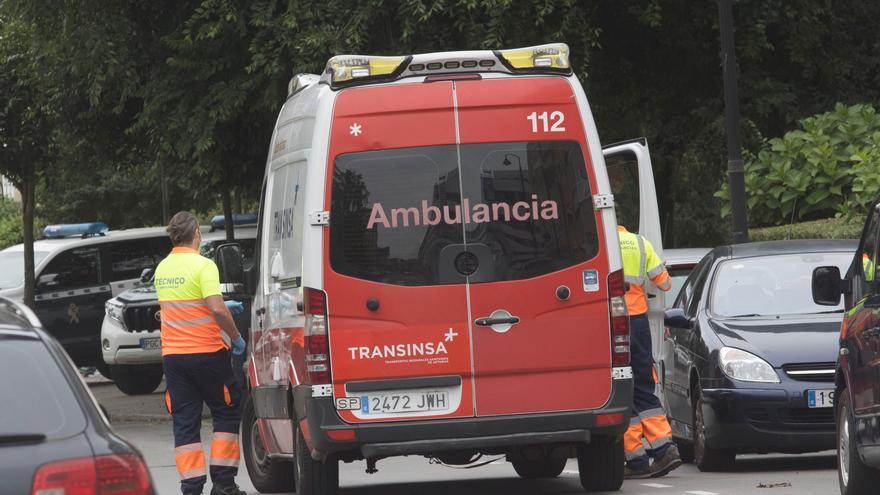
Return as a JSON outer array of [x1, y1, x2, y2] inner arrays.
[[361, 391, 450, 415], [808, 389, 835, 408], [140, 337, 161, 350]]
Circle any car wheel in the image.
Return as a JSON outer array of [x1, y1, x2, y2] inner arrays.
[[110, 364, 163, 395], [241, 395, 295, 493], [675, 439, 695, 463], [295, 424, 339, 495], [693, 387, 735, 472], [838, 387, 880, 494], [577, 434, 624, 492], [95, 361, 113, 379], [511, 456, 566, 479]]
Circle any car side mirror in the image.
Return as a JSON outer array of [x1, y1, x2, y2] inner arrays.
[[664, 308, 693, 329], [216, 243, 245, 290], [140, 267, 155, 284], [812, 266, 843, 306]]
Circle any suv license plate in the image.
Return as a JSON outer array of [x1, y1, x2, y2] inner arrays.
[[808, 389, 834, 408], [140, 337, 161, 350], [362, 391, 450, 415]]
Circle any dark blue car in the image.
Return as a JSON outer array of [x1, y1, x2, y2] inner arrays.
[[661, 240, 855, 471]]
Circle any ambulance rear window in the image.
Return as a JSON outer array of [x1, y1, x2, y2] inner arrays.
[[330, 140, 599, 286]]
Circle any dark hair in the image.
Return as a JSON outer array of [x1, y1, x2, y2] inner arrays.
[[167, 211, 199, 246]]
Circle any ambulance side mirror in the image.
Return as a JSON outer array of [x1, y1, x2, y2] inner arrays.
[[215, 243, 245, 290]]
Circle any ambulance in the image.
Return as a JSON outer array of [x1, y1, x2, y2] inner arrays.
[[215, 43, 664, 494]]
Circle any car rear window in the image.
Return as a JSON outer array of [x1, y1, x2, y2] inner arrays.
[[0, 339, 87, 439], [330, 140, 599, 286]]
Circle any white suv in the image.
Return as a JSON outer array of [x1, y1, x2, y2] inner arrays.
[[101, 226, 256, 395]]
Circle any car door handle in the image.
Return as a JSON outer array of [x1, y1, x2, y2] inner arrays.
[[475, 316, 520, 326]]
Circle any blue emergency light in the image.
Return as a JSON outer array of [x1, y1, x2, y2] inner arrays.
[[210, 213, 258, 230], [43, 222, 109, 239]]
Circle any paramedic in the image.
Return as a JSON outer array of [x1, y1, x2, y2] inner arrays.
[[155, 211, 247, 495], [618, 225, 682, 479]]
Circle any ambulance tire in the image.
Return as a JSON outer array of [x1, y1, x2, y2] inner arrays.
[[577, 434, 624, 492], [241, 396, 295, 493], [110, 364, 164, 395], [295, 425, 339, 495], [511, 456, 566, 479]]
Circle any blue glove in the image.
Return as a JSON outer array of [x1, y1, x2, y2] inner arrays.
[[231, 336, 247, 356], [225, 300, 244, 316]]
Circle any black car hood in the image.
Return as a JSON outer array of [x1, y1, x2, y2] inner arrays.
[[707, 314, 841, 367], [115, 286, 157, 304]]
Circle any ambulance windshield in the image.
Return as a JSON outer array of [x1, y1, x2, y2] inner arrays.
[[330, 140, 599, 286], [0, 251, 50, 289]]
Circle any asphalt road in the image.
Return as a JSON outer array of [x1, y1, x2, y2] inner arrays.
[[93, 382, 840, 495]]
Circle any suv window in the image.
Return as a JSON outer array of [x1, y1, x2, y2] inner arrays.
[[329, 141, 599, 286], [0, 338, 86, 439], [857, 207, 880, 297], [108, 237, 170, 281], [38, 247, 102, 291]]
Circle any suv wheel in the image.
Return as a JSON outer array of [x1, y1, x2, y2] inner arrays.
[[838, 387, 880, 494], [110, 364, 163, 395], [577, 434, 624, 492], [295, 425, 339, 495], [693, 388, 735, 472], [241, 395, 295, 493], [511, 456, 566, 479]]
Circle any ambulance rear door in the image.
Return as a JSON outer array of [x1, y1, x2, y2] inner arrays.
[[602, 139, 664, 360], [324, 82, 475, 424], [455, 76, 613, 416]]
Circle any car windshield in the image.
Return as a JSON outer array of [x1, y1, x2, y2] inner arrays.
[[0, 251, 50, 290], [666, 265, 696, 309], [0, 338, 87, 439], [711, 252, 852, 317]]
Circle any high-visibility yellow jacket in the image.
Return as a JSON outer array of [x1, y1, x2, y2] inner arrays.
[[618, 226, 671, 316], [864, 253, 875, 282], [154, 247, 226, 356]]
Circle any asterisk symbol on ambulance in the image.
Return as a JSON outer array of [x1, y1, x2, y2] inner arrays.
[[349, 123, 363, 136], [444, 328, 459, 342]]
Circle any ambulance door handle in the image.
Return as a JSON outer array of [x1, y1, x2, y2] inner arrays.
[[475, 316, 520, 326]]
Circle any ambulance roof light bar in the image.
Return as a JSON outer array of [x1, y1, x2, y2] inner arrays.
[[43, 222, 109, 239], [323, 43, 572, 89]]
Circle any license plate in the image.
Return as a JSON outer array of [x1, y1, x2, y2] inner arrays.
[[361, 391, 450, 415], [808, 389, 835, 408], [140, 337, 161, 350]]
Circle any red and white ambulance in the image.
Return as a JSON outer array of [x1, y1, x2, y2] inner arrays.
[[217, 43, 665, 494]]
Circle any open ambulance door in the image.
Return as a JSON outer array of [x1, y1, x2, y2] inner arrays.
[[602, 139, 665, 362]]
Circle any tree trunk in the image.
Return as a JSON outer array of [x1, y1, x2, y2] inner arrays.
[[20, 170, 36, 309], [222, 188, 234, 241], [234, 187, 243, 215]]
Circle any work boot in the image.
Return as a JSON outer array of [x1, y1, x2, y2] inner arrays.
[[624, 457, 653, 479], [210, 483, 246, 495], [650, 444, 683, 478]]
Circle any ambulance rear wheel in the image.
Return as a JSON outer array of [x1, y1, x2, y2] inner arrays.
[[295, 425, 339, 495], [577, 434, 624, 492], [241, 396, 295, 493], [110, 364, 163, 395], [511, 456, 566, 479]]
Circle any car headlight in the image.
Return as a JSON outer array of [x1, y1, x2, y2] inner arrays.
[[105, 299, 126, 329], [718, 347, 779, 383]]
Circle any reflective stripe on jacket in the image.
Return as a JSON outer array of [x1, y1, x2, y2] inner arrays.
[[154, 247, 226, 355], [618, 225, 671, 315]]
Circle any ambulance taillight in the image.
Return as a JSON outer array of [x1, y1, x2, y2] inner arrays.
[[304, 288, 331, 385], [608, 269, 630, 367]]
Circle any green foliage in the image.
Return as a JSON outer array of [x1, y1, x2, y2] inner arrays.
[[716, 103, 880, 226], [0, 198, 23, 249], [749, 217, 863, 242]]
